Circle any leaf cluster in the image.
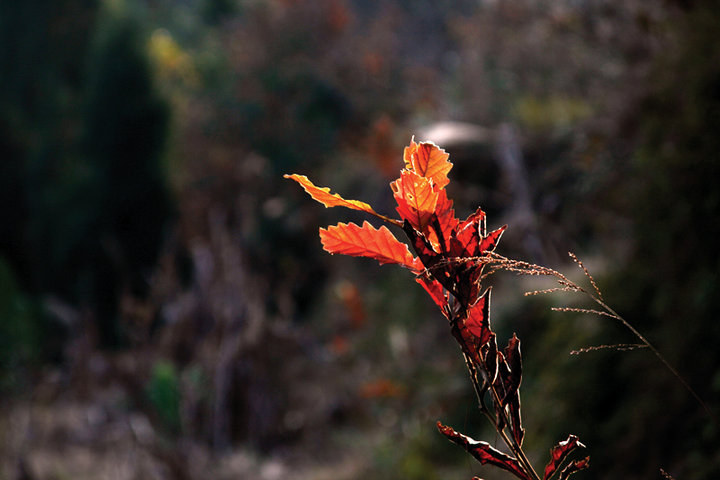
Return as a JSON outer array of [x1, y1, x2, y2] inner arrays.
[[286, 140, 588, 479]]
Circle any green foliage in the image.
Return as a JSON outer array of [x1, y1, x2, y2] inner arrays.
[[0, 258, 40, 392], [80, 3, 172, 346], [146, 360, 182, 434], [0, 0, 172, 348]]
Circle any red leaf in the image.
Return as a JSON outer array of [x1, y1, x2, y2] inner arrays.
[[391, 170, 439, 231], [465, 290, 493, 346], [403, 219, 485, 307], [320, 221, 423, 272], [403, 140, 453, 189], [437, 422, 530, 480], [426, 189, 457, 251], [557, 457, 590, 480], [501, 334, 522, 406], [483, 333, 498, 385], [508, 393, 525, 448], [403, 220, 441, 263], [416, 275, 449, 315], [543, 435, 586, 480], [479, 225, 507, 254], [451, 207, 485, 255], [451, 291, 493, 367]]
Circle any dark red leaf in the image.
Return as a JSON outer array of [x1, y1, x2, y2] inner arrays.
[[543, 436, 586, 480], [501, 334, 522, 406], [458, 207, 486, 234], [494, 353, 509, 429], [466, 290, 493, 346], [449, 207, 485, 257], [403, 220, 461, 298], [429, 189, 458, 250], [403, 220, 441, 267], [437, 422, 530, 480], [508, 393, 525, 448], [557, 457, 590, 480], [479, 225, 507, 254], [482, 334, 498, 385], [450, 291, 494, 367]]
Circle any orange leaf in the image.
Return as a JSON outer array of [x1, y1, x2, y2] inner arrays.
[[391, 170, 439, 231], [320, 221, 423, 272], [285, 173, 379, 216], [403, 140, 453, 189]]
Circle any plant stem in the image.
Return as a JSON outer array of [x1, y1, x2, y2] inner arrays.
[[463, 352, 542, 480], [590, 294, 718, 425]]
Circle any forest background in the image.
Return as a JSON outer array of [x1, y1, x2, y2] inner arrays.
[[1, 0, 719, 479]]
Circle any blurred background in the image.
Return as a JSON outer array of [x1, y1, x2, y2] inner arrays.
[[1, 0, 719, 478]]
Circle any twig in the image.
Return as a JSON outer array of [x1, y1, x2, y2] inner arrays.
[[570, 344, 648, 355], [550, 307, 619, 319], [483, 251, 718, 425]]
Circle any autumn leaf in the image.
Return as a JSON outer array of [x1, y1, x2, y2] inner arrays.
[[558, 457, 590, 480], [285, 174, 399, 225], [450, 290, 493, 367], [450, 209, 484, 257], [449, 209, 505, 259], [416, 275, 449, 314], [501, 334, 522, 406], [480, 225, 507, 255], [426, 189, 457, 251], [437, 422, 530, 480], [508, 394, 525, 448], [465, 290, 493, 345], [543, 435, 586, 480], [391, 170, 439, 231], [319, 221, 423, 272], [403, 140, 453, 189]]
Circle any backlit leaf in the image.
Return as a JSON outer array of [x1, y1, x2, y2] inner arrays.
[[465, 290, 492, 345], [501, 334, 522, 406], [437, 422, 530, 480], [320, 221, 423, 272], [557, 457, 590, 480], [285, 174, 384, 218], [416, 275, 449, 315], [451, 291, 493, 367], [508, 393, 525, 447], [480, 225, 507, 254], [403, 140, 453, 189], [391, 170, 438, 231], [450, 209, 484, 258], [543, 435, 586, 480], [427, 189, 458, 250]]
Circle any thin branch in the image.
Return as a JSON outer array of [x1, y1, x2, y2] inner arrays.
[[524, 287, 574, 296], [570, 344, 648, 355], [568, 252, 603, 300], [482, 251, 718, 425], [550, 307, 619, 319]]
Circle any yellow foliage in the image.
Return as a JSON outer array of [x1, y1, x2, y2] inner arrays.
[[147, 29, 199, 88]]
